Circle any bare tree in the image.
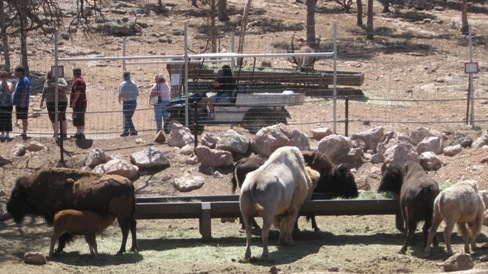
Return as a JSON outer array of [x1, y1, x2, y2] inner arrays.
[[366, 0, 374, 40], [306, 0, 317, 48], [461, 0, 469, 34], [0, 0, 11, 72], [356, 0, 363, 27], [217, 0, 229, 21], [4, 0, 64, 74]]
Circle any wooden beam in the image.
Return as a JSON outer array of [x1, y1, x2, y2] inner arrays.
[[135, 195, 399, 241]]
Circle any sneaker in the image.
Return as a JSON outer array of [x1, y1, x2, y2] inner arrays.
[[20, 133, 28, 140], [120, 132, 129, 137], [129, 131, 138, 136], [0, 132, 4, 139]]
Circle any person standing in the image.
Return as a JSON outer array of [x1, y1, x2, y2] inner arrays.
[[12, 65, 30, 140], [40, 71, 69, 139], [0, 70, 13, 140], [70, 68, 87, 140], [118, 71, 139, 136], [149, 73, 170, 133]]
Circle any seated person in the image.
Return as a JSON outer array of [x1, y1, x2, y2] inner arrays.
[[208, 65, 237, 115]]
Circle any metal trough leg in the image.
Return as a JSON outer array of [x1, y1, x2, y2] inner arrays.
[[200, 202, 212, 242]]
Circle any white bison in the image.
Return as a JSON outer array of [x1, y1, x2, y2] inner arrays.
[[239, 146, 320, 260], [424, 180, 485, 257]]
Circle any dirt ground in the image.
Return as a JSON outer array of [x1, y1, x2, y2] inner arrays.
[[2, 0, 488, 273]]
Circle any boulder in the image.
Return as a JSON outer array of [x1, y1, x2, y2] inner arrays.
[[93, 158, 139, 180], [85, 148, 107, 168], [350, 126, 384, 153], [194, 145, 233, 167], [317, 134, 351, 161], [201, 133, 220, 149], [23, 252, 47, 265], [154, 130, 166, 144], [419, 151, 443, 171], [167, 123, 194, 148], [0, 155, 12, 167], [440, 253, 474, 272], [215, 130, 250, 155], [416, 136, 443, 155], [253, 124, 307, 157], [409, 127, 439, 145], [130, 147, 170, 169], [172, 176, 205, 192], [311, 127, 333, 141], [443, 144, 463, 157]]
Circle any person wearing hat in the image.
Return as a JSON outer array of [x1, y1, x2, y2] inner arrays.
[[118, 70, 139, 136], [70, 67, 87, 139], [12, 65, 30, 139]]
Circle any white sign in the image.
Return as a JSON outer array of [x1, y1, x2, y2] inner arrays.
[[465, 62, 479, 74], [171, 74, 180, 85]]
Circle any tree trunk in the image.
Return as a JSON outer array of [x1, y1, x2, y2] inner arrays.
[[210, 0, 217, 52], [382, 0, 390, 13], [461, 0, 469, 34], [366, 0, 374, 40], [217, 0, 229, 21], [306, 0, 317, 48], [356, 0, 363, 27], [0, 0, 10, 72], [237, 0, 252, 66], [19, 9, 29, 75]]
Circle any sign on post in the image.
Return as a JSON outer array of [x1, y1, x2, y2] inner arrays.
[[464, 62, 479, 74]]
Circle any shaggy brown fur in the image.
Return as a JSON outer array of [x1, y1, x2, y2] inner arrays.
[[50, 209, 116, 257], [7, 167, 137, 255]]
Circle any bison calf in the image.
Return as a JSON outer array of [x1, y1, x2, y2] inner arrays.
[[50, 209, 115, 257], [424, 180, 485, 257]]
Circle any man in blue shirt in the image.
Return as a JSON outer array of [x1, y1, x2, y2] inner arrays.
[[12, 65, 30, 139], [118, 71, 139, 136]]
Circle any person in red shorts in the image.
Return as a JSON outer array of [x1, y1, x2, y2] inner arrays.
[[70, 68, 87, 140]]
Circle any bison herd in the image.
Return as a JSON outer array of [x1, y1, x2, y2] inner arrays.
[[4, 146, 487, 262]]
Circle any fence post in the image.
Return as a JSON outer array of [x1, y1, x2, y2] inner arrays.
[[200, 202, 212, 242], [194, 101, 198, 148], [345, 96, 349, 137]]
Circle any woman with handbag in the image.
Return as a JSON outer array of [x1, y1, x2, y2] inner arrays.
[[149, 73, 170, 133], [0, 70, 13, 140]]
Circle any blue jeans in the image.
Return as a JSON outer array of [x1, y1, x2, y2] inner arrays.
[[154, 100, 169, 132], [122, 100, 137, 133]]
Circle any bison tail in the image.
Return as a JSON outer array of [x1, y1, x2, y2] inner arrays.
[[230, 176, 238, 194], [422, 187, 437, 221]]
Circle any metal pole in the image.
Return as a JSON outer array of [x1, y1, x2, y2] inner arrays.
[[230, 32, 235, 70], [184, 23, 189, 127], [333, 23, 338, 134], [345, 96, 349, 137], [54, 31, 64, 164], [122, 38, 126, 72], [468, 26, 474, 126]]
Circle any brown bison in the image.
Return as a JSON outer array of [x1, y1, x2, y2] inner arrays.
[[7, 167, 137, 255], [50, 209, 116, 257], [378, 161, 440, 254]]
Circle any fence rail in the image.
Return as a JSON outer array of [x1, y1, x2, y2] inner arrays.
[[135, 195, 399, 241]]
